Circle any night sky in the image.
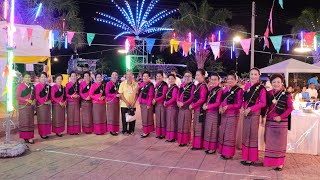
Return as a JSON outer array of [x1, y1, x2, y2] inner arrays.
[[51, 0, 320, 75]]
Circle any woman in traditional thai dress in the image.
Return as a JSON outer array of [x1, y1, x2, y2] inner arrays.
[[51, 74, 66, 137], [218, 71, 243, 159], [263, 73, 293, 171], [16, 72, 36, 144], [164, 74, 179, 142], [138, 71, 155, 138], [79, 71, 93, 134], [89, 73, 107, 135], [241, 68, 267, 166], [105, 71, 121, 136], [153, 71, 168, 139], [202, 73, 223, 154], [189, 69, 208, 150], [65, 71, 81, 135], [35, 72, 51, 139], [177, 71, 195, 146]]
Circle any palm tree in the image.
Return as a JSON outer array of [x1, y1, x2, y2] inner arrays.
[[288, 8, 320, 63], [161, 0, 245, 69], [0, 0, 85, 49]]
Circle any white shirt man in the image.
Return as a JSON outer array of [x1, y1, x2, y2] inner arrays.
[[307, 83, 318, 99]]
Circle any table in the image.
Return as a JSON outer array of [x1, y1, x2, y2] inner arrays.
[[286, 110, 320, 155]]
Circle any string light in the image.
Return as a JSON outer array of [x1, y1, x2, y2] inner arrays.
[[218, 30, 221, 41], [95, 0, 176, 39], [34, 3, 42, 21], [194, 39, 197, 53], [64, 33, 68, 49], [314, 36, 317, 51], [188, 32, 192, 42], [301, 31, 304, 48]]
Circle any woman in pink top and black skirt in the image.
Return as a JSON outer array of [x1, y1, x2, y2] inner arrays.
[[79, 71, 93, 134], [51, 74, 66, 137], [190, 69, 208, 150], [153, 71, 168, 139], [219, 71, 243, 160], [105, 71, 121, 136], [89, 73, 107, 135], [164, 74, 179, 142], [16, 72, 36, 144], [65, 71, 81, 135], [263, 73, 293, 171], [138, 71, 155, 138], [35, 72, 52, 139], [202, 73, 223, 154], [241, 68, 266, 166]]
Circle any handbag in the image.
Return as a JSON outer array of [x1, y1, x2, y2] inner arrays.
[[126, 108, 136, 122]]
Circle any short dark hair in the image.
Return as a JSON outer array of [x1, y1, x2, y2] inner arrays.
[[171, 68, 177, 73], [210, 72, 220, 80], [196, 69, 206, 76], [83, 71, 90, 77], [156, 71, 164, 76], [250, 67, 260, 75], [312, 74, 318, 78], [55, 73, 63, 81], [111, 70, 119, 74], [168, 74, 176, 79], [270, 73, 284, 83], [142, 71, 151, 77], [69, 71, 77, 76], [183, 70, 192, 75], [39, 72, 48, 77], [227, 70, 237, 80], [95, 72, 102, 78]]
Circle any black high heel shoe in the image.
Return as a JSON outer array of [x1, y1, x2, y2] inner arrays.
[[56, 133, 63, 137], [165, 139, 175, 143], [140, 133, 150, 138], [40, 136, 49, 139], [240, 161, 254, 166], [273, 167, 283, 171]]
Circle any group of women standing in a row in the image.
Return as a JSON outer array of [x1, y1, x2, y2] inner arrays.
[[16, 67, 293, 171], [140, 68, 292, 171]]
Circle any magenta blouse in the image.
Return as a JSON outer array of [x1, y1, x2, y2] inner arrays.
[[138, 81, 154, 107], [105, 81, 120, 103], [66, 82, 79, 102], [79, 81, 91, 100], [89, 82, 105, 104], [16, 83, 35, 105], [51, 84, 66, 104], [266, 90, 293, 120], [243, 82, 267, 112], [155, 81, 168, 104], [164, 85, 179, 107], [35, 82, 50, 105], [206, 86, 223, 113], [177, 82, 195, 106], [221, 86, 243, 114], [191, 83, 208, 112]]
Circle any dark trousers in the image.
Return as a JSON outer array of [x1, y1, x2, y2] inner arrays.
[[121, 107, 136, 133]]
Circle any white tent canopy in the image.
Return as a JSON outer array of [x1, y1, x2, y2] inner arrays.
[[260, 58, 320, 87]]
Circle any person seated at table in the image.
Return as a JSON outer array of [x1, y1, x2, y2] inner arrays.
[[307, 83, 318, 100], [292, 86, 302, 110], [301, 86, 310, 102]]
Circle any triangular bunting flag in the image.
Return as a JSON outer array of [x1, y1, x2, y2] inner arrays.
[[127, 36, 135, 50], [3, 65, 9, 77], [240, 38, 251, 55], [146, 38, 156, 54], [264, 27, 270, 49], [67, 31, 75, 44], [2, 86, 8, 96], [279, 0, 284, 9], [170, 39, 180, 52], [304, 32, 316, 47], [181, 42, 192, 57], [270, 36, 283, 53], [43, 30, 49, 41], [209, 42, 220, 60], [27, 28, 33, 41], [52, 30, 60, 46], [87, 33, 95, 46]]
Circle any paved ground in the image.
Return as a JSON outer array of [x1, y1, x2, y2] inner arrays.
[[1, 106, 320, 180]]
